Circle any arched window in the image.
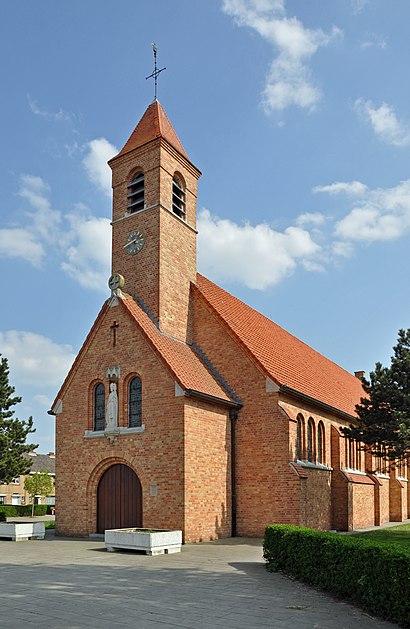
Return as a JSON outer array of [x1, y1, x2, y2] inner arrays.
[[296, 414, 305, 460], [317, 422, 325, 464], [307, 418, 315, 462], [129, 376, 142, 428], [94, 383, 105, 431], [172, 174, 186, 219], [127, 172, 144, 213]]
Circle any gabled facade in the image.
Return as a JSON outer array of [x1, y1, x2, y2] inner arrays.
[[53, 101, 409, 541]]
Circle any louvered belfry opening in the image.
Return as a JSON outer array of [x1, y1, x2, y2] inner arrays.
[[97, 464, 142, 533], [127, 172, 144, 212], [172, 175, 186, 218]]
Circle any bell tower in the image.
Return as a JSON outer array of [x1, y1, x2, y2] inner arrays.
[[108, 101, 201, 342]]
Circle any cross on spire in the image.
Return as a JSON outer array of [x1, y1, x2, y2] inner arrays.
[[145, 42, 166, 101]]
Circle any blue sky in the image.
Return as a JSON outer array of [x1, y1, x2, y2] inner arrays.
[[1, 0, 410, 452]]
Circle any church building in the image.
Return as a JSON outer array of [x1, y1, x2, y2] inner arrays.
[[52, 100, 409, 541]]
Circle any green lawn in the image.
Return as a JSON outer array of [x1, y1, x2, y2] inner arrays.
[[44, 520, 55, 529], [354, 523, 410, 549]]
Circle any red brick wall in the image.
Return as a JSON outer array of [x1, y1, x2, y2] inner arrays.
[[110, 140, 199, 341], [183, 400, 231, 542], [55, 299, 186, 537], [192, 293, 302, 536], [350, 483, 375, 530]]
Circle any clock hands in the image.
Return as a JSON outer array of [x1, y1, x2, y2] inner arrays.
[[124, 237, 142, 248]]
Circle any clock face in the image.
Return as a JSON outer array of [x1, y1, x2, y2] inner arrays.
[[125, 229, 145, 255]]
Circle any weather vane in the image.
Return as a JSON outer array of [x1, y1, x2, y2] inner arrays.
[[146, 42, 166, 101]]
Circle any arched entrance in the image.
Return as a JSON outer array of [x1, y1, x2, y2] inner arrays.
[[97, 463, 142, 533]]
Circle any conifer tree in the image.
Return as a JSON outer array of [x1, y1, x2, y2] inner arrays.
[[343, 329, 410, 462], [0, 355, 38, 483]]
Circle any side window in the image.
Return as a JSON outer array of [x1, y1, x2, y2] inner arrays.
[[127, 172, 144, 213], [129, 376, 142, 428], [296, 414, 305, 460], [94, 383, 105, 431], [172, 174, 186, 219], [307, 418, 315, 462], [317, 421, 325, 464]]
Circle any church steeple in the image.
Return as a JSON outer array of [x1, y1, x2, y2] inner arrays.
[[114, 100, 189, 162], [108, 102, 201, 342]]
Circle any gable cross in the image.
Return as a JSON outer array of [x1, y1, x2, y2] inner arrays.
[[110, 321, 119, 347]]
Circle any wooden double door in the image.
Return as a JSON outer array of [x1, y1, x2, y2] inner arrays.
[[97, 464, 142, 533]]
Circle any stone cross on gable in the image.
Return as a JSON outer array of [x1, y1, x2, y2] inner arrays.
[[110, 321, 119, 347]]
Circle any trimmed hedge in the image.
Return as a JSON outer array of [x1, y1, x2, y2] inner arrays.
[[0, 504, 48, 517], [263, 524, 410, 628]]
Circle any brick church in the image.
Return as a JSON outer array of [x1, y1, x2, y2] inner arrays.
[[52, 100, 409, 541]]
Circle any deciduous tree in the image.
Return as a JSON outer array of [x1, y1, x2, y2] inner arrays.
[[24, 470, 54, 516]]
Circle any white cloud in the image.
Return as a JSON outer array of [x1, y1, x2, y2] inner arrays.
[[335, 179, 410, 242], [313, 181, 368, 196], [18, 174, 62, 241], [351, 0, 370, 15], [360, 33, 387, 50], [222, 0, 341, 112], [1, 176, 111, 292], [61, 212, 111, 290], [0, 228, 44, 267], [355, 99, 410, 146], [82, 138, 117, 196], [27, 94, 73, 122], [332, 241, 354, 258], [197, 208, 320, 289], [33, 394, 53, 407], [0, 331, 75, 388], [295, 212, 327, 227]]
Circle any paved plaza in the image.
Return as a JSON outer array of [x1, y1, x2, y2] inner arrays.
[[0, 532, 399, 629]]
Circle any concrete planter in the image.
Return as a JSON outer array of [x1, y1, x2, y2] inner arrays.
[[105, 528, 182, 555], [0, 522, 45, 541]]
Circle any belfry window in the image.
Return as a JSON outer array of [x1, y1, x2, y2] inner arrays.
[[172, 175, 186, 219], [94, 383, 105, 431], [127, 172, 144, 213], [129, 376, 142, 428]]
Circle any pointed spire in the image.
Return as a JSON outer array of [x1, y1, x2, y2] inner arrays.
[[112, 101, 189, 162]]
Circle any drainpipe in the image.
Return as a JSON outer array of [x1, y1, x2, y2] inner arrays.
[[229, 408, 239, 537]]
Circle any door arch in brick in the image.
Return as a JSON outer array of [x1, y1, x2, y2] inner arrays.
[[97, 463, 142, 533]]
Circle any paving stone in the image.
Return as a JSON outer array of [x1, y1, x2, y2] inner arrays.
[[0, 535, 399, 628]]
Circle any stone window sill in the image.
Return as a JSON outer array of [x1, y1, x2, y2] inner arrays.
[[84, 425, 145, 439], [374, 473, 390, 479], [342, 467, 366, 475], [295, 459, 333, 471], [396, 476, 408, 482]]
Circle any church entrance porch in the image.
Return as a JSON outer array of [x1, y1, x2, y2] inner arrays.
[[97, 463, 142, 533]]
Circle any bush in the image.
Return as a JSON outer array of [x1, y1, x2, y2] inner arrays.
[[0, 504, 48, 517], [264, 524, 410, 628], [0, 512, 6, 522]]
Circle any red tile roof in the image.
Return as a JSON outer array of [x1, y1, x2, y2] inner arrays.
[[195, 274, 365, 417], [112, 100, 189, 161], [122, 294, 231, 403]]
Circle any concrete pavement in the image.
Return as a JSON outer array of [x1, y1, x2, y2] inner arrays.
[[0, 532, 399, 629]]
